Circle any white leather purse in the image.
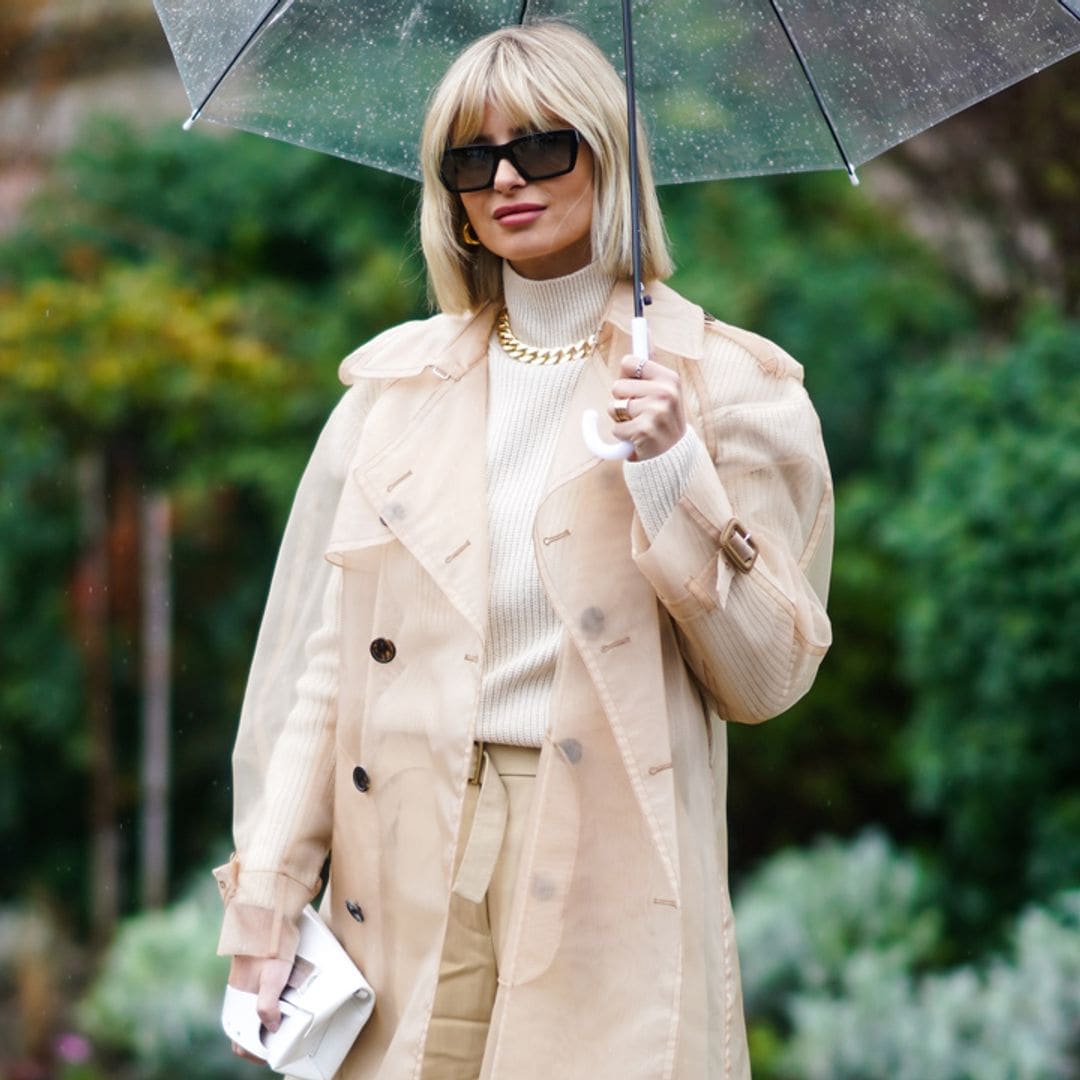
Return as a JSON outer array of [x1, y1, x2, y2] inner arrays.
[[221, 905, 375, 1080]]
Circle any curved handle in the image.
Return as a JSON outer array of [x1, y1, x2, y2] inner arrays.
[[581, 315, 650, 461], [582, 409, 634, 460]]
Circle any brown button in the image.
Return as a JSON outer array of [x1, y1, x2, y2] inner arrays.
[[370, 638, 396, 663], [345, 899, 365, 923], [352, 766, 370, 792]]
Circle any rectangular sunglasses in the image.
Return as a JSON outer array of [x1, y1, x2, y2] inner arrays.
[[439, 129, 580, 193]]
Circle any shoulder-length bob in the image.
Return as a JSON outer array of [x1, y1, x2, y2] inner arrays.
[[420, 21, 672, 314]]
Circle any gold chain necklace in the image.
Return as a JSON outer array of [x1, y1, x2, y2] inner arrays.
[[495, 308, 598, 365]]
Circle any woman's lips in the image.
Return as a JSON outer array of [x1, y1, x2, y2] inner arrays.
[[493, 204, 545, 226]]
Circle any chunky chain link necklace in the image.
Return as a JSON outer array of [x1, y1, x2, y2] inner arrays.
[[495, 308, 599, 366]]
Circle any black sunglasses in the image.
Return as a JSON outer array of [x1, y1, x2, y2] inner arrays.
[[439, 129, 580, 193]]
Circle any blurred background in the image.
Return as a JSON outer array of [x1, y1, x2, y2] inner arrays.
[[1, 2, 1078, 1078]]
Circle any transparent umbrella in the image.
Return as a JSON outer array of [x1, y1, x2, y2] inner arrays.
[[156, 0, 1080, 185], [154, 0, 1080, 455]]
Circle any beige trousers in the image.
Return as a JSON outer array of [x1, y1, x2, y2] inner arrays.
[[420, 743, 540, 1080]]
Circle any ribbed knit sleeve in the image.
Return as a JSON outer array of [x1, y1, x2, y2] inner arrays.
[[630, 325, 833, 725], [215, 569, 341, 959], [623, 426, 702, 540]]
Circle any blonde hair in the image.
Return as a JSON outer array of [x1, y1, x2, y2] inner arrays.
[[419, 21, 672, 314]]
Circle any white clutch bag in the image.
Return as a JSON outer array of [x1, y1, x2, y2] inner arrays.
[[221, 905, 375, 1080]]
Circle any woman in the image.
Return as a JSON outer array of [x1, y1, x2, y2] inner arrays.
[[216, 20, 833, 1080]]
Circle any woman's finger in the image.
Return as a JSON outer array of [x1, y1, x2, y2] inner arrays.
[[256, 958, 293, 1033], [618, 353, 679, 383]]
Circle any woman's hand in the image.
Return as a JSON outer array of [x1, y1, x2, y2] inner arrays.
[[607, 355, 687, 461], [227, 954, 294, 1063]]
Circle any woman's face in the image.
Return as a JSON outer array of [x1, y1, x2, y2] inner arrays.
[[459, 102, 594, 280]]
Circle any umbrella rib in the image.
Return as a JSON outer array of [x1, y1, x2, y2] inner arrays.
[[765, 0, 859, 186], [1055, 0, 1080, 20], [182, 0, 291, 130]]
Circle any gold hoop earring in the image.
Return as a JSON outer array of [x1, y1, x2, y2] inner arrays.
[[462, 221, 481, 247]]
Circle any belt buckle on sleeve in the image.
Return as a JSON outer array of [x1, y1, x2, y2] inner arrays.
[[720, 519, 758, 574]]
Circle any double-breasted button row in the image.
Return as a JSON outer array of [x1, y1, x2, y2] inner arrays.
[[352, 765, 370, 792], [345, 899, 365, 923], [370, 637, 396, 663]]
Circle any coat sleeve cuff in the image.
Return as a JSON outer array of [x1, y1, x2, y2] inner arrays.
[[622, 426, 702, 540], [212, 855, 316, 960], [630, 438, 740, 617]]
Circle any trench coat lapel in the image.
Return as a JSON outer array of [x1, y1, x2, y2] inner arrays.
[[535, 321, 683, 897], [344, 309, 496, 639]]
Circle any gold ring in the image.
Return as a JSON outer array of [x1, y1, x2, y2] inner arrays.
[[613, 399, 632, 423], [633, 358, 647, 379]]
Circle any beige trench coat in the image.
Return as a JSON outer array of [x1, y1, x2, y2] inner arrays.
[[214, 280, 833, 1080]]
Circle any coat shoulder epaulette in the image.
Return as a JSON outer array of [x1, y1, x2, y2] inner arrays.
[[701, 312, 804, 383], [338, 310, 473, 384]]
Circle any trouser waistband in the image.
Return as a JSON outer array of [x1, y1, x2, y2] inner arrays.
[[468, 740, 541, 784]]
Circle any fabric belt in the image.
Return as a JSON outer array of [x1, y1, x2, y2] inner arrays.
[[451, 741, 539, 904]]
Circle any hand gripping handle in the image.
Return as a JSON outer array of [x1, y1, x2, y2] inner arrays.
[[221, 985, 307, 1064], [581, 316, 648, 461]]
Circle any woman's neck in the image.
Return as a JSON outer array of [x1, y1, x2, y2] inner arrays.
[[501, 260, 615, 348]]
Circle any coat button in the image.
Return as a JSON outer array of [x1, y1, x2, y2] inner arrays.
[[352, 766, 370, 793], [346, 899, 365, 923], [370, 638, 396, 663]]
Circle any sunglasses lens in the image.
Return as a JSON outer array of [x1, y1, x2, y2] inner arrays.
[[441, 146, 495, 192], [512, 131, 576, 179]]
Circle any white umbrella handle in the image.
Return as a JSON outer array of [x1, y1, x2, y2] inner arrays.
[[582, 316, 649, 460]]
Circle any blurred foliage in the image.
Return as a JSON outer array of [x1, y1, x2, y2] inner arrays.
[[0, 425, 84, 896], [662, 175, 979, 481], [0, 262, 295, 463], [735, 835, 1080, 1080], [0, 120, 425, 919], [878, 310, 1080, 935], [787, 897, 1080, 1080], [735, 831, 943, 1022], [78, 872, 246, 1080], [0, 117, 425, 379]]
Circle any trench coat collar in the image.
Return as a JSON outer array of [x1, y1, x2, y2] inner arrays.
[[337, 277, 705, 384]]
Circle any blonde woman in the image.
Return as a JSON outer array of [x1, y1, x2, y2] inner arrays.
[[217, 20, 833, 1080]]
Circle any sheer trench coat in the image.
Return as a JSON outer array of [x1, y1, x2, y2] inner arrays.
[[213, 280, 833, 1080]]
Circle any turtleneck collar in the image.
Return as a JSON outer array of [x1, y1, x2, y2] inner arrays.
[[501, 260, 615, 349]]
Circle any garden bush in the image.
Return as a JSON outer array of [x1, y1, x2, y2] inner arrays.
[[735, 833, 1080, 1078], [784, 892, 1080, 1079], [78, 872, 245, 1080]]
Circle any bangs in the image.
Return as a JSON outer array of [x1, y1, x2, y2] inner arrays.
[[448, 42, 566, 145]]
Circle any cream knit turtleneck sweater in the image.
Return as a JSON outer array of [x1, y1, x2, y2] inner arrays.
[[476, 261, 699, 747]]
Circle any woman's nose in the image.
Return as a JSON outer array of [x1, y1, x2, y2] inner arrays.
[[493, 156, 525, 192]]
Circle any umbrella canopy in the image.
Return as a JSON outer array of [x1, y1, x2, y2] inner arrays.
[[156, 0, 1080, 185]]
